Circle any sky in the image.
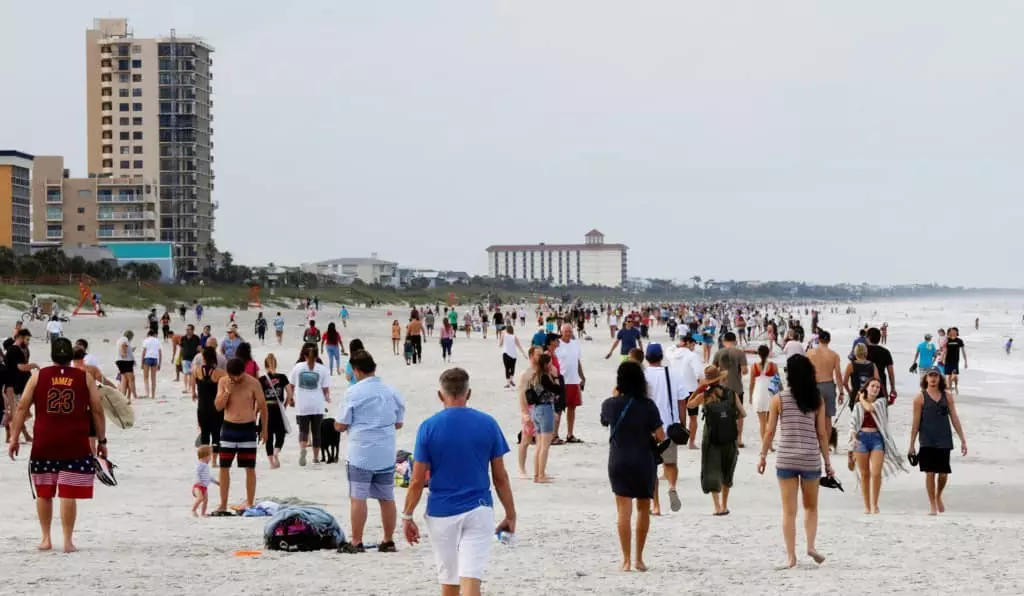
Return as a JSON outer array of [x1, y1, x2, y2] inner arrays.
[[3, 1, 1024, 287]]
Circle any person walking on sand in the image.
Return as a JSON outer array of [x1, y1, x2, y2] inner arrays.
[[865, 328, 896, 404], [7, 337, 106, 553], [254, 313, 268, 345], [522, 351, 560, 483], [179, 325, 201, 396], [273, 312, 285, 345], [290, 345, 331, 467], [140, 329, 162, 400], [259, 354, 292, 469], [213, 358, 268, 512], [642, 343, 687, 515], [3, 328, 37, 444], [686, 365, 744, 515], [713, 332, 749, 447], [675, 336, 704, 451], [500, 325, 527, 389], [401, 368, 517, 596], [807, 330, 844, 450], [439, 320, 455, 363], [407, 313, 425, 364], [516, 347, 542, 477], [749, 345, 780, 451], [321, 322, 346, 376], [391, 320, 402, 355], [336, 350, 406, 553], [843, 344, 879, 411], [849, 378, 908, 514], [606, 318, 643, 363], [908, 369, 967, 515], [115, 330, 138, 403], [600, 360, 667, 572], [758, 353, 833, 569], [943, 327, 967, 394]]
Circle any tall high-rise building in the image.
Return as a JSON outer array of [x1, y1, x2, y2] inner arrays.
[[0, 150, 34, 255], [85, 18, 214, 277]]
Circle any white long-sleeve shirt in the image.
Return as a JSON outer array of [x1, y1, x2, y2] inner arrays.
[[195, 462, 217, 487]]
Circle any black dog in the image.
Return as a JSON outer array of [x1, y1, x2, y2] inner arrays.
[[320, 416, 341, 464]]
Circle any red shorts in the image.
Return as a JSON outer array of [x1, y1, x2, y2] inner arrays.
[[192, 483, 208, 497], [564, 384, 582, 408], [31, 458, 95, 499]]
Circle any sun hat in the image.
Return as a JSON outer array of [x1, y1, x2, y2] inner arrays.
[[700, 365, 729, 385]]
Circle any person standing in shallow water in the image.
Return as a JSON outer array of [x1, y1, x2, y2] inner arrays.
[[758, 353, 832, 569], [908, 369, 967, 515]]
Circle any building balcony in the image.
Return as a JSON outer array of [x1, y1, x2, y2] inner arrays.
[[97, 194, 146, 203], [45, 194, 63, 204], [98, 210, 156, 221], [98, 229, 157, 240], [101, 66, 112, 74], [46, 212, 64, 222], [46, 230, 63, 240]]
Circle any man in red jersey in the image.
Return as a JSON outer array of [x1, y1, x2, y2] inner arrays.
[[8, 337, 106, 553]]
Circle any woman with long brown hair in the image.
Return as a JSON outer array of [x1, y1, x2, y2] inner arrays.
[[259, 353, 293, 469], [849, 377, 907, 514]]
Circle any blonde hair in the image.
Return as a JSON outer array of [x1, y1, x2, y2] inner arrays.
[[854, 343, 868, 360], [265, 353, 278, 371], [197, 445, 213, 459]]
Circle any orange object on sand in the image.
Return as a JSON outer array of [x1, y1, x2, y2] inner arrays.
[[234, 550, 262, 557]]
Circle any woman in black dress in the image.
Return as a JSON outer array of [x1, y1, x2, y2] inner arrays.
[[600, 361, 666, 572]]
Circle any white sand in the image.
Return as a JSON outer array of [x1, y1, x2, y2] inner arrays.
[[1, 299, 1023, 595]]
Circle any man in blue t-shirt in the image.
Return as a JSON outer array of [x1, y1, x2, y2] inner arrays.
[[401, 368, 516, 594], [913, 333, 938, 377], [531, 328, 548, 348], [605, 318, 643, 362]]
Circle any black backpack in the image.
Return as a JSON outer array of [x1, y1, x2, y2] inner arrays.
[[704, 388, 738, 446]]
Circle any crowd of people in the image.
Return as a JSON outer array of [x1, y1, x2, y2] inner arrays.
[[0, 297, 980, 593]]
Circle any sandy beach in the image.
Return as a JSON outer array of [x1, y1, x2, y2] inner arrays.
[[1, 298, 1023, 596]]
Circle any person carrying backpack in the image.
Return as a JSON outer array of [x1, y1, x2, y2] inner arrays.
[[686, 364, 745, 515]]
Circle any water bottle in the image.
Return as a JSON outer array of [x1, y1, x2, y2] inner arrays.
[[495, 531, 516, 546]]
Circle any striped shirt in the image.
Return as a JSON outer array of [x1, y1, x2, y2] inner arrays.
[[195, 462, 215, 487], [775, 391, 821, 473]]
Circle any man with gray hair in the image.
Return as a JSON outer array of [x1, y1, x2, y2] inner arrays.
[[554, 324, 586, 444]]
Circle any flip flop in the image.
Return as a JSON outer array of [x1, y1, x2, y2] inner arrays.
[[377, 541, 397, 553], [566, 436, 583, 444], [668, 489, 681, 512], [338, 542, 365, 554]]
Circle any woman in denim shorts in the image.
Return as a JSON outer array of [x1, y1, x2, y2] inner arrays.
[[850, 377, 908, 514]]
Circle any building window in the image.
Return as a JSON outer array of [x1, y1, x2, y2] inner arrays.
[[132, 44, 141, 54], [78, 189, 92, 198], [120, 160, 130, 169], [133, 160, 143, 169], [558, 251, 563, 285], [530, 252, 535, 279], [102, 116, 112, 125], [131, 59, 142, 69], [512, 252, 517, 278], [134, 146, 143, 154], [102, 144, 113, 154], [77, 225, 86, 232], [119, 117, 129, 125], [133, 131, 143, 140], [102, 102, 112, 111], [119, 88, 129, 97], [77, 207, 85, 214], [133, 117, 143, 126], [504, 252, 509, 277], [132, 88, 142, 97], [102, 131, 112, 140], [119, 103, 129, 112], [132, 73, 142, 83], [132, 103, 143, 112], [548, 253, 553, 281], [102, 88, 112, 97], [120, 146, 130, 154], [576, 250, 581, 284], [539, 251, 545, 279], [119, 73, 130, 83], [100, 59, 111, 67], [102, 159, 113, 168], [119, 132, 130, 140], [101, 73, 112, 82], [118, 59, 129, 70]]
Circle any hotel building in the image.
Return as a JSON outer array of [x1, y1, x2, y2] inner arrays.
[[0, 151, 34, 255], [485, 229, 628, 287]]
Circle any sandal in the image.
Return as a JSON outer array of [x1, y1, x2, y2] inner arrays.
[[566, 436, 583, 444], [551, 437, 565, 446], [377, 541, 397, 553], [847, 451, 855, 472], [338, 542, 365, 554]]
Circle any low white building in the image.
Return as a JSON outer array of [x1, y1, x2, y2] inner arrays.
[[485, 230, 628, 287], [303, 254, 397, 285]]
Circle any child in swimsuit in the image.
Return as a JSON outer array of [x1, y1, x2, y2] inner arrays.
[[192, 445, 219, 517]]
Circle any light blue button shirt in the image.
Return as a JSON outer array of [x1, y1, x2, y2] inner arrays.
[[337, 376, 405, 471]]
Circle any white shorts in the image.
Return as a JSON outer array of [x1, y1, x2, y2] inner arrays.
[[424, 506, 494, 585]]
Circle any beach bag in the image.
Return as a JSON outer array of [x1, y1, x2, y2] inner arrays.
[[264, 506, 345, 552], [704, 389, 738, 446], [662, 368, 690, 445], [768, 367, 782, 396]]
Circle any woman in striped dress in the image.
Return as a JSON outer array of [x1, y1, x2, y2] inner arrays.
[[758, 354, 834, 569]]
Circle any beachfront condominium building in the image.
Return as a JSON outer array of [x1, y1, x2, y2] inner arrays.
[[303, 254, 399, 285], [486, 229, 629, 287], [85, 17, 215, 277], [0, 151, 34, 255], [31, 155, 159, 248]]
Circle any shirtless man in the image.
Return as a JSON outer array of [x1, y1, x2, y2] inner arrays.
[[807, 330, 844, 448], [213, 358, 268, 512]]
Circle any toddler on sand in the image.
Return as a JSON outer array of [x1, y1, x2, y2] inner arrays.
[[192, 445, 219, 516]]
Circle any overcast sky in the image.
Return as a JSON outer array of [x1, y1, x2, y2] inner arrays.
[[3, 2, 1023, 287]]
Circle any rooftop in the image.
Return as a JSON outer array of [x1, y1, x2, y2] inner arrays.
[[317, 257, 398, 266], [486, 242, 627, 252], [0, 151, 35, 169]]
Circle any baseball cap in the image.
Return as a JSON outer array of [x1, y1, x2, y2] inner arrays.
[[924, 333, 933, 340], [645, 343, 664, 361], [51, 337, 74, 362]]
